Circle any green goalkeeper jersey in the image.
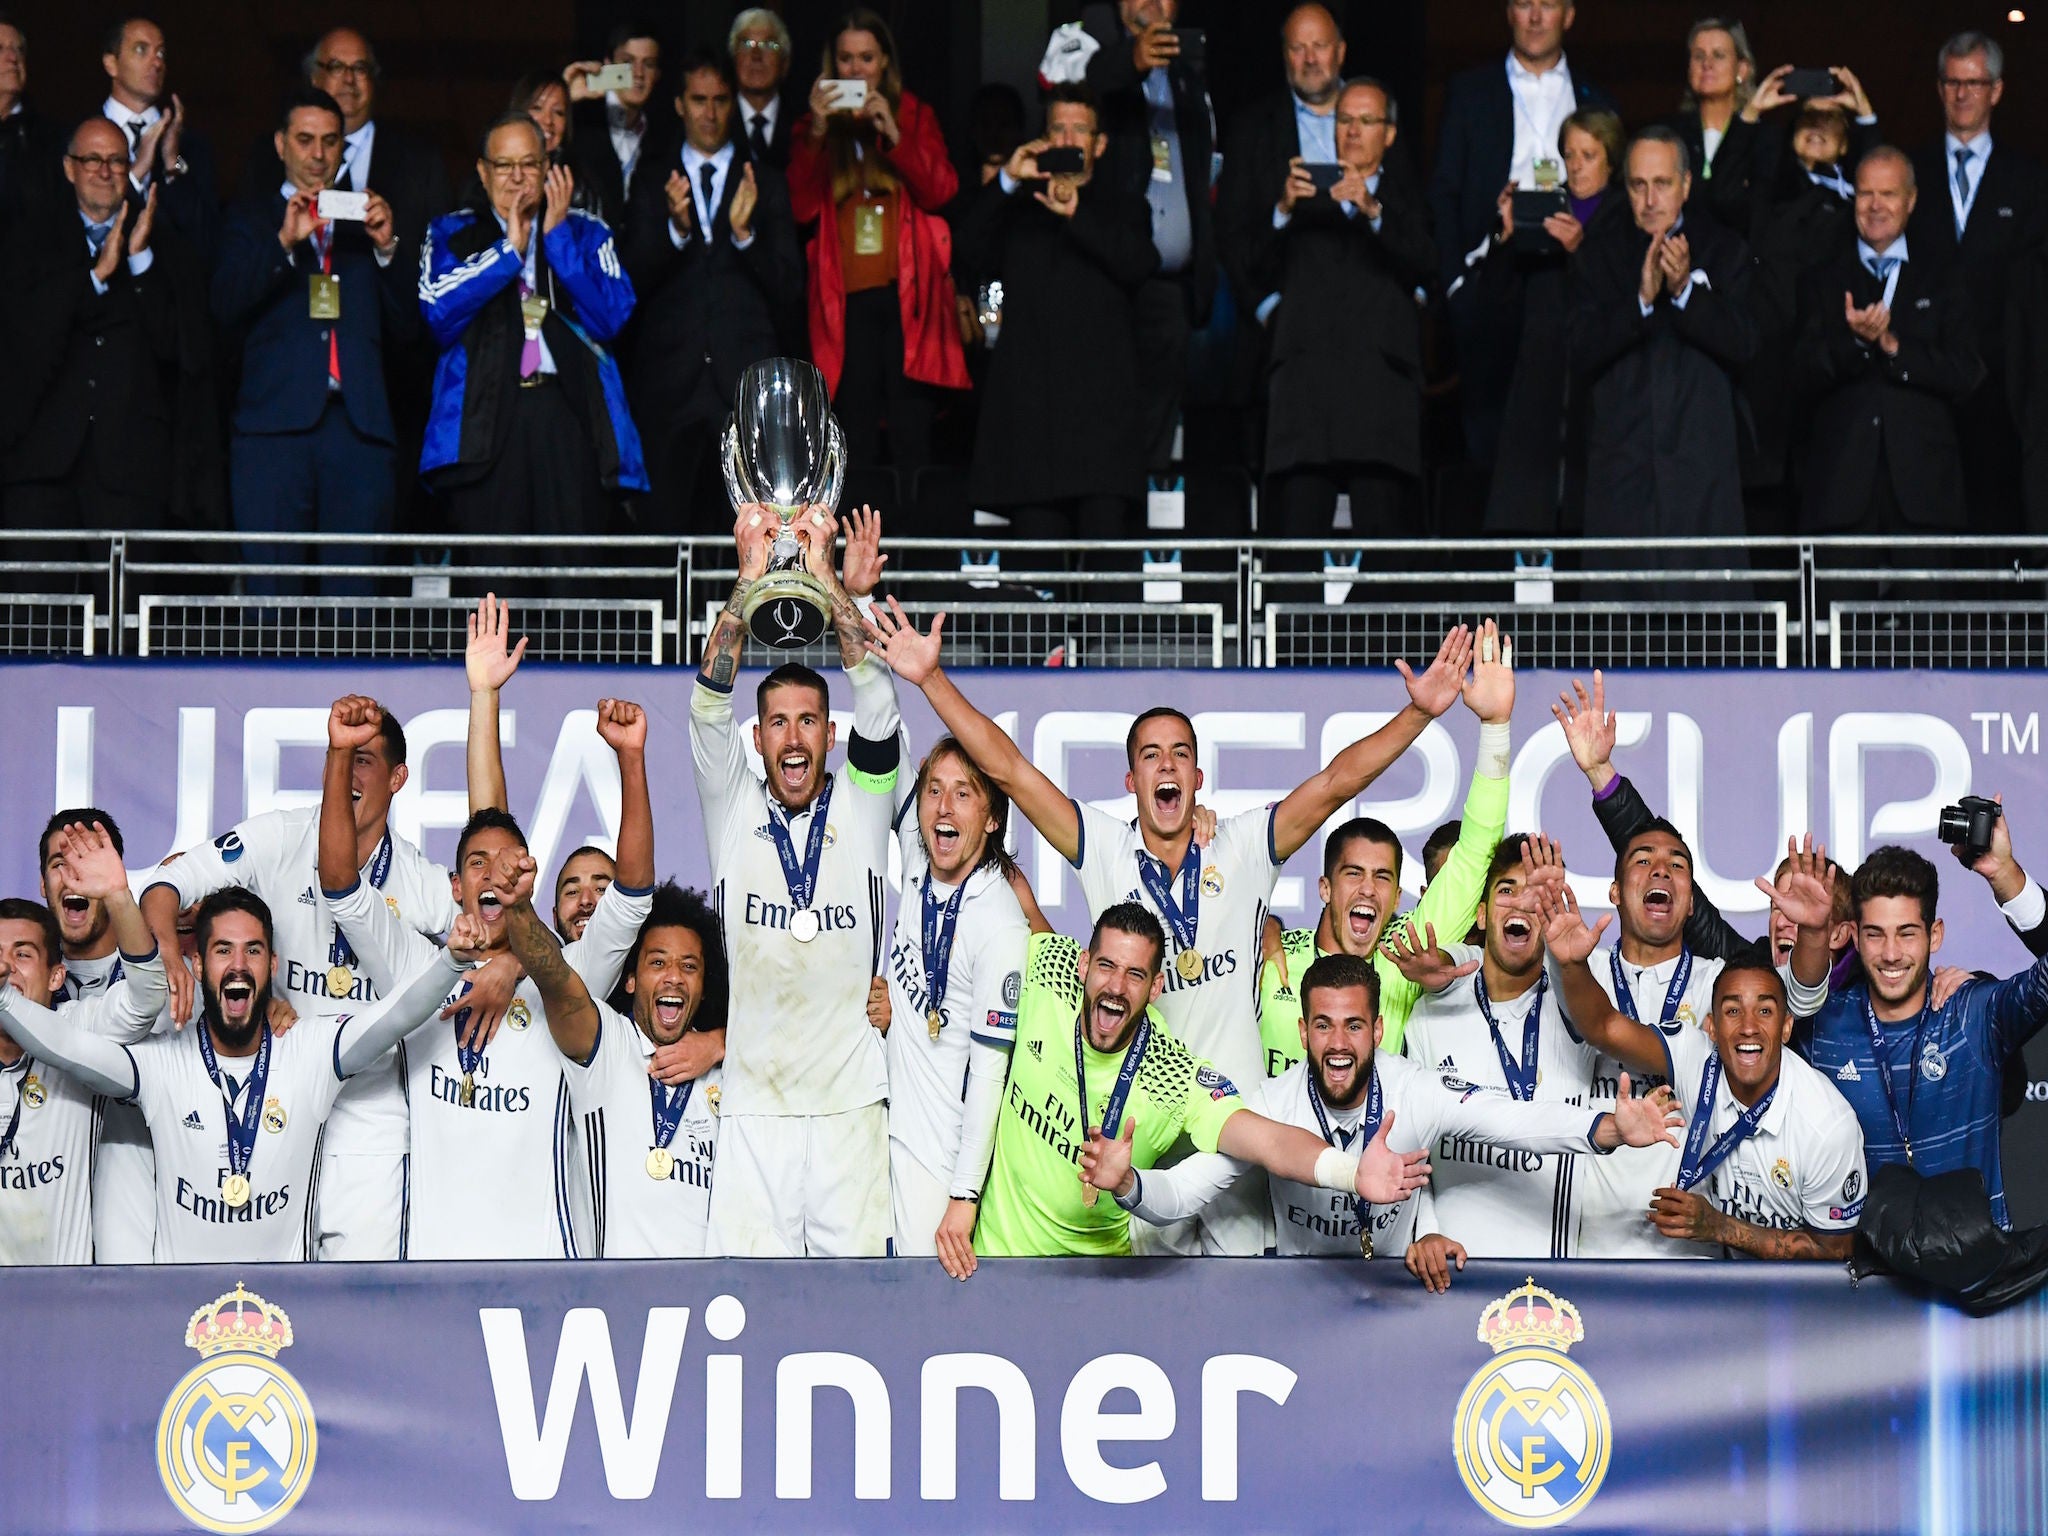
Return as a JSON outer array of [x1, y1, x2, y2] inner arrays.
[[1256, 765, 1510, 1073], [976, 932, 1245, 1257]]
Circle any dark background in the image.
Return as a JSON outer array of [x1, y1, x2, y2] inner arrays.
[[17, 2, 2040, 199]]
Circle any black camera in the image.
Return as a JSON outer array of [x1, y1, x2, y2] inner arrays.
[[1938, 795, 2002, 861]]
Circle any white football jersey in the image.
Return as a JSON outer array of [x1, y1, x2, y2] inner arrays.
[[1402, 971, 1600, 1259], [884, 815, 1027, 1196], [330, 878, 651, 1259], [1570, 947, 1723, 1259], [1663, 1027, 1868, 1247], [2, 954, 166, 1266], [149, 807, 456, 1156], [61, 949, 162, 1264], [1072, 802, 1278, 1092], [566, 1002, 722, 1258], [691, 675, 896, 1117]]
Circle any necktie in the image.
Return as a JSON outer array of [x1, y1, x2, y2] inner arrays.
[[1954, 145, 1974, 207], [339, 140, 358, 192], [126, 117, 146, 151], [749, 112, 770, 160], [1868, 255, 1898, 285], [315, 226, 341, 389], [700, 160, 718, 230], [85, 219, 115, 257], [518, 278, 541, 378]]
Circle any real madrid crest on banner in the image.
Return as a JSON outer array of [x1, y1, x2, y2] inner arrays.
[[1454, 1278, 1611, 1528], [157, 1284, 318, 1533]]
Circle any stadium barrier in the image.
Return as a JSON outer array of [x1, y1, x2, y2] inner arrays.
[[3, 1258, 2042, 1534]]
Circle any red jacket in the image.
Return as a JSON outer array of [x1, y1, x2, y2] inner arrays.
[[787, 90, 971, 397]]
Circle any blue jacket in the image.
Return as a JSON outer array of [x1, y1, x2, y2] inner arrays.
[[211, 194, 416, 442], [417, 206, 646, 490]]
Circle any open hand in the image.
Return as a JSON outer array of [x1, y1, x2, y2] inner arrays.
[[466, 592, 527, 693], [1380, 922, 1479, 993], [1356, 1110, 1431, 1207], [864, 594, 944, 686], [1406, 1233, 1468, 1293], [1396, 624, 1474, 719], [1553, 672, 1617, 782], [1460, 618, 1515, 723]]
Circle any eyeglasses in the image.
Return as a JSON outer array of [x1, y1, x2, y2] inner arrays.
[[736, 38, 784, 54], [316, 58, 375, 78], [66, 152, 132, 173], [485, 157, 547, 175], [1939, 76, 1997, 92]]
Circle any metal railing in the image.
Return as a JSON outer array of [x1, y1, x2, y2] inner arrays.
[[0, 529, 2043, 669]]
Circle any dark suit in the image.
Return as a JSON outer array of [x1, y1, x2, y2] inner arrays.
[[1667, 109, 1779, 240], [1430, 57, 1613, 465], [107, 110, 220, 271], [0, 208, 180, 529], [1570, 213, 1757, 548], [0, 104, 68, 245], [1909, 136, 2048, 528], [956, 171, 1157, 521], [210, 193, 416, 588], [1794, 245, 1983, 532], [732, 90, 800, 173], [240, 120, 452, 269], [619, 144, 802, 532], [569, 101, 659, 230]]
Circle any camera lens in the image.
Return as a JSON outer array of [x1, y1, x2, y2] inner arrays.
[[1937, 805, 1967, 843]]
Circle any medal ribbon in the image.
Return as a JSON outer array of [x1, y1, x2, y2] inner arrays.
[[1474, 971, 1545, 1102], [1863, 994, 1931, 1162], [329, 829, 394, 977], [1611, 946, 1692, 1027], [765, 774, 835, 915], [1675, 1050, 1778, 1192], [451, 974, 489, 1084], [0, 1058, 28, 1162], [920, 874, 968, 1023], [1137, 840, 1202, 954], [1307, 1066, 1384, 1234], [648, 1076, 695, 1152], [196, 1017, 272, 1188], [1075, 1011, 1152, 1148]]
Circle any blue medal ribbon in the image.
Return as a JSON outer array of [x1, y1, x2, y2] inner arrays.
[[920, 874, 968, 1022], [0, 1057, 28, 1162], [1675, 1050, 1777, 1192], [1474, 971, 1545, 1101], [329, 829, 394, 974], [1611, 946, 1692, 1028], [196, 1017, 272, 1188], [1306, 1065, 1384, 1235], [765, 774, 835, 914], [1862, 994, 1931, 1165], [1075, 1011, 1152, 1147], [453, 977, 489, 1085], [1137, 840, 1202, 955], [648, 1076, 695, 1152]]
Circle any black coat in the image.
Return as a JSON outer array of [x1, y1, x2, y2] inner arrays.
[[1907, 139, 2048, 379], [731, 90, 801, 173], [1666, 108, 1779, 240], [1744, 174, 1861, 487], [1570, 213, 1757, 538], [1251, 169, 1436, 478], [0, 208, 180, 496], [618, 146, 802, 428], [957, 173, 1157, 507], [116, 117, 219, 272], [568, 101, 661, 230], [1793, 244, 1984, 531], [1481, 187, 1631, 535], [0, 104, 68, 244], [1074, 2, 1216, 323]]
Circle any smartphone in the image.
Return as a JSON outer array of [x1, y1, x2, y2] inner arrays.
[[1173, 28, 1206, 70], [588, 62, 636, 93], [1302, 162, 1345, 193], [1511, 189, 1568, 227], [1037, 145, 1085, 177], [1781, 67, 1840, 99], [826, 78, 869, 112], [317, 189, 369, 221]]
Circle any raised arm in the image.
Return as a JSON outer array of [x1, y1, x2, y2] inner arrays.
[[1531, 874, 1674, 1079], [699, 507, 772, 691], [48, 822, 169, 1038], [596, 699, 653, 890], [1270, 625, 1474, 862], [0, 983, 138, 1099], [466, 594, 527, 815], [489, 845, 600, 1065], [867, 596, 1082, 863], [319, 695, 381, 894]]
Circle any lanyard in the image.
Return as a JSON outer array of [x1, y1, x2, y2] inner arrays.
[[1611, 947, 1692, 1028], [1474, 970, 1545, 1101], [1863, 993, 1932, 1164], [920, 874, 968, 1019], [196, 1021, 272, 1185], [1075, 1012, 1151, 1144], [765, 775, 834, 912], [648, 1076, 695, 1152], [1675, 1051, 1777, 1192], [1136, 840, 1202, 953], [330, 829, 394, 975], [1307, 1067, 1384, 1232]]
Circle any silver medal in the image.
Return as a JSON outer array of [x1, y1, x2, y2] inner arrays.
[[789, 908, 821, 943]]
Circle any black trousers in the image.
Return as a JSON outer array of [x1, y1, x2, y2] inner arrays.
[[836, 285, 934, 485], [3, 451, 163, 594], [642, 370, 732, 538], [1132, 274, 1192, 473], [444, 380, 609, 592]]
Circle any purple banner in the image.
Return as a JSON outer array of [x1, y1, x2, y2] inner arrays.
[[2, 1259, 2042, 1534]]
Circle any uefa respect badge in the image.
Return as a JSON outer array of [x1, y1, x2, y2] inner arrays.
[[157, 1284, 319, 1532], [1453, 1278, 1611, 1528]]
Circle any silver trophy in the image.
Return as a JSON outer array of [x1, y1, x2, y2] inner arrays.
[[721, 358, 846, 648]]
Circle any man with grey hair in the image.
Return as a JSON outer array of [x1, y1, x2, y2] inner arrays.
[[729, 7, 796, 170], [1909, 30, 2045, 530]]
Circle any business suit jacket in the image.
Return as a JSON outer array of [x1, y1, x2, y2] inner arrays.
[[732, 89, 801, 174], [1666, 108, 1780, 240], [1745, 173, 1861, 487], [0, 208, 180, 494], [618, 145, 802, 428], [1249, 167, 1437, 479], [1908, 138, 2048, 378], [1073, 3, 1216, 324], [124, 120, 219, 272], [1793, 244, 1984, 531], [569, 102, 660, 230], [209, 193, 416, 443], [0, 104, 68, 244], [956, 172, 1158, 507], [240, 120, 453, 271], [1570, 212, 1757, 539]]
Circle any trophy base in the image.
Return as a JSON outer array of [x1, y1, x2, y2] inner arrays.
[[743, 570, 834, 649]]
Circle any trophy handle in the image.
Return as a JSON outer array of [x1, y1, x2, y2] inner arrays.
[[719, 416, 749, 511], [818, 419, 846, 516]]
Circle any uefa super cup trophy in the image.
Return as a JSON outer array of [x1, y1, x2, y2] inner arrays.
[[721, 358, 846, 648]]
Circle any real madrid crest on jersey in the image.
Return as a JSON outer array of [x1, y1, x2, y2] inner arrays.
[[1919, 1041, 1948, 1082], [261, 1098, 287, 1135], [1454, 1278, 1611, 1528], [1771, 1158, 1793, 1190], [157, 1284, 318, 1533], [1200, 864, 1223, 897], [507, 1001, 532, 1032], [21, 1073, 46, 1109]]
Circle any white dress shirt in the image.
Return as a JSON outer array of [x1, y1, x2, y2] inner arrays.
[[1948, 131, 1992, 235], [668, 141, 755, 249], [1856, 234, 1908, 310], [742, 94, 781, 151], [606, 92, 647, 195], [107, 95, 161, 195], [80, 206, 153, 295], [339, 119, 376, 193], [1506, 52, 1576, 190]]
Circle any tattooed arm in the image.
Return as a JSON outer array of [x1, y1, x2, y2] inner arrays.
[[489, 844, 603, 1066], [699, 510, 769, 689], [1648, 1186, 1856, 1261]]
